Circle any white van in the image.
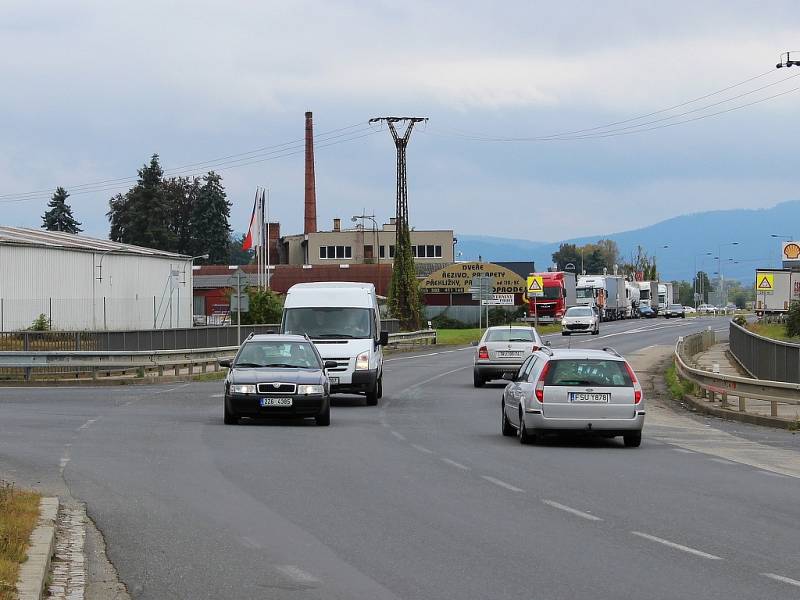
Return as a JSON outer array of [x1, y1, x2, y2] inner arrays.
[[281, 282, 388, 405]]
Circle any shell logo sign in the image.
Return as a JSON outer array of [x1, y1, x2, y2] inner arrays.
[[782, 242, 800, 262]]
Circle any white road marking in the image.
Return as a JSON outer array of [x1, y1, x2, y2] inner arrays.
[[390, 431, 407, 441], [709, 457, 736, 466], [408, 366, 472, 390], [240, 536, 263, 549], [762, 573, 800, 588], [759, 471, 788, 478], [410, 443, 434, 455], [384, 347, 472, 363], [211, 393, 223, 398], [275, 565, 320, 584], [672, 448, 695, 454], [481, 476, 524, 492], [77, 418, 98, 431], [631, 531, 723, 560], [440, 458, 470, 471], [152, 383, 191, 395], [59, 444, 71, 475], [541, 499, 603, 522]]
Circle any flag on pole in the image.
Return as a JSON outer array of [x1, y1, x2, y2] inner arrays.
[[242, 190, 263, 250]]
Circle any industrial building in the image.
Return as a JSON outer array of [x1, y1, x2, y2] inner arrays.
[[0, 227, 194, 331]]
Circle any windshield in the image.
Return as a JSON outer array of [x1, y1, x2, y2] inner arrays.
[[234, 341, 321, 369], [485, 328, 536, 342], [566, 307, 593, 317], [575, 288, 594, 299], [283, 307, 373, 339], [669, 304, 682, 310], [545, 359, 633, 387], [640, 290, 650, 300], [536, 286, 561, 300]]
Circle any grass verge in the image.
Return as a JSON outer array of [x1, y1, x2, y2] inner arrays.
[[665, 362, 695, 401], [0, 481, 41, 600], [746, 322, 800, 343], [192, 370, 227, 382], [436, 324, 561, 346]]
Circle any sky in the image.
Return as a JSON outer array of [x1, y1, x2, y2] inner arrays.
[[1, 1, 800, 244]]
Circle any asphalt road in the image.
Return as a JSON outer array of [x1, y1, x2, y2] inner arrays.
[[2, 316, 800, 599]]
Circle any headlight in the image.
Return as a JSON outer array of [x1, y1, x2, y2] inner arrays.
[[355, 351, 370, 370], [297, 384, 325, 395], [230, 384, 256, 394]]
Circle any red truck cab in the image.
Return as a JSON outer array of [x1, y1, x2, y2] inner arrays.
[[527, 271, 577, 323]]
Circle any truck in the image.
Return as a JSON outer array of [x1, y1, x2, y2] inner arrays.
[[637, 281, 659, 313], [576, 275, 627, 321], [625, 280, 641, 318], [527, 271, 577, 324], [754, 269, 800, 315], [657, 282, 674, 313]]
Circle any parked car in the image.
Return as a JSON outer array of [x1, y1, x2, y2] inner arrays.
[[500, 347, 645, 447], [638, 305, 656, 318], [221, 333, 334, 426], [664, 304, 685, 318], [683, 306, 697, 315], [561, 306, 600, 336], [697, 304, 716, 314], [473, 325, 546, 387]]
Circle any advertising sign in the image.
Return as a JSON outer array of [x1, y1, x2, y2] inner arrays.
[[782, 241, 800, 264], [422, 262, 525, 295]]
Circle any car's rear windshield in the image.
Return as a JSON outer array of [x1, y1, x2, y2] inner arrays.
[[234, 341, 321, 369], [669, 304, 683, 310], [485, 329, 536, 342], [566, 307, 594, 317], [545, 359, 633, 387]]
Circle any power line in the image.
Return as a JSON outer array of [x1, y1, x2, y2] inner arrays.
[[0, 122, 374, 201]]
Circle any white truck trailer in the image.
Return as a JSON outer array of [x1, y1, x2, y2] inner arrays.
[[576, 275, 628, 321], [625, 281, 640, 318], [754, 269, 799, 315], [637, 281, 659, 311]]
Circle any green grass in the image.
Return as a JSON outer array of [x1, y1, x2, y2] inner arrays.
[[193, 370, 227, 382], [0, 481, 41, 600], [435, 323, 561, 346], [665, 362, 695, 401], [747, 322, 800, 343]]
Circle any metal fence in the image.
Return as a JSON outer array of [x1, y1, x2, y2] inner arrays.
[[729, 321, 800, 383]]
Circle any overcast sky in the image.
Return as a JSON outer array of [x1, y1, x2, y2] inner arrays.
[[1, 1, 799, 243]]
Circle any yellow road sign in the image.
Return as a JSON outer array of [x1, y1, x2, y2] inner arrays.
[[756, 273, 774, 293], [527, 275, 544, 297]]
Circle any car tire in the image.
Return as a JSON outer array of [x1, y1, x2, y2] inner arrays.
[[376, 375, 383, 399], [223, 401, 238, 425], [592, 327, 599, 335], [316, 404, 331, 426], [501, 403, 515, 437], [365, 384, 379, 406], [681, 314, 685, 319], [623, 432, 642, 448], [473, 371, 485, 387], [518, 412, 537, 445], [562, 331, 570, 336]]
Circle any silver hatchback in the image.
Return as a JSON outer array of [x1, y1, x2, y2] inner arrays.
[[500, 348, 645, 447], [473, 326, 545, 387]]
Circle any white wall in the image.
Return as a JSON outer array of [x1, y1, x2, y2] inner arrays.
[[0, 245, 193, 331]]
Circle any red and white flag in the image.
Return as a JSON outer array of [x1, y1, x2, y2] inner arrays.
[[242, 191, 263, 250]]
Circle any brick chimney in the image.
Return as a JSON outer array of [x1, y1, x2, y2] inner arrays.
[[304, 111, 317, 234]]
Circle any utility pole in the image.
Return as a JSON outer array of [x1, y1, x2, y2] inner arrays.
[[369, 116, 428, 329]]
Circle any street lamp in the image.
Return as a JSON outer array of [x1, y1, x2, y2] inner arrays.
[[716, 242, 739, 305], [771, 234, 794, 267], [693, 251, 714, 308], [776, 51, 800, 69]]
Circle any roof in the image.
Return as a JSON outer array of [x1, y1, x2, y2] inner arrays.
[[0, 226, 189, 259], [249, 333, 306, 342], [548, 348, 626, 361], [496, 262, 536, 279]]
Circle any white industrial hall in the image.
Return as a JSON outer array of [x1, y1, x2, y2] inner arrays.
[[0, 227, 194, 331]]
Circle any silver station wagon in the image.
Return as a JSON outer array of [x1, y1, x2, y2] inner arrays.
[[473, 326, 546, 387], [500, 347, 645, 447]]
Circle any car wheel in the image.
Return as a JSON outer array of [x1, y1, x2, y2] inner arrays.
[[562, 331, 570, 336], [623, 432, 642, 447], [681, 314, 685, 319], [592, 327, 599, 335], [518, 411, 537, 445], [316, 404, 331, 426], [223, 401, 238, 425], [501, 402, 515, 437], [376, 375, 383, 399], [365, 384, 379, 406], [473, 371, 485, 387]]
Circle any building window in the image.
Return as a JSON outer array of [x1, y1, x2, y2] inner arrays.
[[379, 245, 385, 258], [320, 245, 352, 260], [411, 244, 443, 259], [389, 245, 395, 258], [435, 245, 442, 258]]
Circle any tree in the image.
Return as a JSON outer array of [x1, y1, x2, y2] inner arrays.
[[228, 232, 254, 265], [675, 280, 694, 306], [191, 171, 231, 263], [108, 155, 175, 250], [240, 288, 283, 325], [552, 243, 581, 272], [164, 176, 197, 255], [693, 271, 713, 304], [388, 221, 421, 330], [42, 187, 82, 233]]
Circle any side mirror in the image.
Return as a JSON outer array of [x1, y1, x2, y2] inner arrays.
[[544, 340, 552, 347], [502, 372, 516, 381], [218, 359, 232, 369], [379, 331, 390, 346], [323, 360, 338, 370]]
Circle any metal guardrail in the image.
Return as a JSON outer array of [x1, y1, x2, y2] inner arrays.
[[729, 320, 800, 383], [675, 331, 800, 417], [0, 331, 437, 381]]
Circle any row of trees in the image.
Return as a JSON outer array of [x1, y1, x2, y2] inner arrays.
[[551, 241, 659, 279]]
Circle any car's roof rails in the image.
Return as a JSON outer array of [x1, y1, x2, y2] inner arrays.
[[245, 332, 255, 341], [602, 347, 622, 358]]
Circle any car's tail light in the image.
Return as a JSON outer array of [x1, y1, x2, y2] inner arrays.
[[534, 361, 552, 402], [532, 345, 539, 352], [634, 389, 642, 404], [624, 362, 642, 404], [478, 346, 489, 360]]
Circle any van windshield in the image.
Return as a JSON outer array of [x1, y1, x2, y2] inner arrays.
[[283, 307, 373, 339]]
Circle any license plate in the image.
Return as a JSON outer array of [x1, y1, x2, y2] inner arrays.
[[260, 397, 293, 407], [329, 377, 339, 385], [569, 392, 610, 403], [497, 351, 522, 358]]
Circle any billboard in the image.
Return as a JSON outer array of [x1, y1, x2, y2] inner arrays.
[[782, 241, 800, 266]]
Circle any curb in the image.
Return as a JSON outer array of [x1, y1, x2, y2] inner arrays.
[[16, 497, 59, 600], [679, 392, 796, 430]]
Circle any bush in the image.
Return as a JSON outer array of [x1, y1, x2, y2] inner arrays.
[[786, 301, 800, 338], [665, 362, 695, 401], [240, 289, 284, 325], [732, 315, 747, 327], [29, 314, 49, 331], [488, 306, 526, 326], [431, 313, 472, 329]]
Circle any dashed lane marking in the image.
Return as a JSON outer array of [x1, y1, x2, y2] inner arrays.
[[211, 393, 223, 398], [77, 418, 98, 431], [672, 448, 695, 454], [385, 347, 472, 363], [481, 476, 524, 493], [274, 565, 320, 585], [762, 573, 800, 588], [541, 499, 603, 522], [440, 458, 470, 471], [390, 431, 407, 441], [410, 443, 434, 454], [631, 531, 723, 560], [709, 457, 736, 466]]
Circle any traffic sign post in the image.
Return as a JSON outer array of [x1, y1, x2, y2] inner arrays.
[[471, 276, 493, 329], [481, 294, 514, 306], [527, 276, 544, 327]]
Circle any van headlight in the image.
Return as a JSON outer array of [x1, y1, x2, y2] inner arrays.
[[297, 384, 324, 395], [355, 352, 370, 370], [230, 384, 256, 394]]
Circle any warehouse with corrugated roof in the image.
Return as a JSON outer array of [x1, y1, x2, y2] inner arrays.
[[0, 227, 194, 331]]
